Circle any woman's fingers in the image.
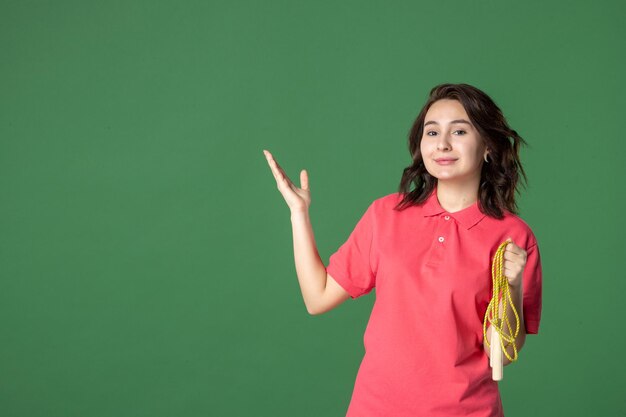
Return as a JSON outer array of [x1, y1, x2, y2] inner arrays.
[[503, 259, 522, 274], [263, 149, 310, 212], [264, 153, 276, 180], [266, 150, 287, 181], [504, 244, 527, 264], [264, 150, 299, 194], [264, 150, 291, 186], [263, 150, 280, 181]]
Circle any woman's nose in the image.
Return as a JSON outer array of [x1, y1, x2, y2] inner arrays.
[[436, 132, 452, 150]]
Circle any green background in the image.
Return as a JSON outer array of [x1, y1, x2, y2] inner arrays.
[[1, 0, 623, 416]]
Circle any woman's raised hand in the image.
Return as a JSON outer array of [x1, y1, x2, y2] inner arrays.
[[263, 149, 310, 213]]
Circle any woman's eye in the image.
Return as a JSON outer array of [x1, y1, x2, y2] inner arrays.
[[426, 130, 466, 136]]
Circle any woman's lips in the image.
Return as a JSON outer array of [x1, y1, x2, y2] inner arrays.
[[435, 158, 457, 165]]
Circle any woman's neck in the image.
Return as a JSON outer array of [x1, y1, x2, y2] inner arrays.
[[435, 181, 479, 213]]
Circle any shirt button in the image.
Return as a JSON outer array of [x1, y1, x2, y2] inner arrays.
[[444, 215, 450, 220], [438, 236, 445, 243]]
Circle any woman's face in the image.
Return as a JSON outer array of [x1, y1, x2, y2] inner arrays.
[[420, 99, 488, 186]]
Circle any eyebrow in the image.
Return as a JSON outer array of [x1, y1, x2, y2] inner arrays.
[[424, 119, 472, 127]]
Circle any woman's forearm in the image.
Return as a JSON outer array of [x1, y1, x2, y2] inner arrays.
[[290, 209, 327, 314]]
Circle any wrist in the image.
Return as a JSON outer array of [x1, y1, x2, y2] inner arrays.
[[290, 209, 309, 221]]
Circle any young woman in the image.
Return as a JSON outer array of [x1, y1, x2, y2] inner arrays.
[[263, 83, 542, 417]]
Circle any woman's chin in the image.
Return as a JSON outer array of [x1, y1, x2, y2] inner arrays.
[[428, 172, 456, 181]]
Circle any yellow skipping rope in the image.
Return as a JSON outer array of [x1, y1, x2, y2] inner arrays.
[[483, 239, 521, 381]]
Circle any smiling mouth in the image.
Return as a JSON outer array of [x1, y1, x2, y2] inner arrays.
[[435, 158, 456, 165]]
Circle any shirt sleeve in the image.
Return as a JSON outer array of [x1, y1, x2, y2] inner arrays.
[[325, 200, 377, 299], [522, 241, 542, 334]]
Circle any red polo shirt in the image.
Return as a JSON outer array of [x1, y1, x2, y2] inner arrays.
[[326, 187, 542, 417]]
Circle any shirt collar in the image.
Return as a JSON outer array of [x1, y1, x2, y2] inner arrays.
[[422, 186, 486, 230]]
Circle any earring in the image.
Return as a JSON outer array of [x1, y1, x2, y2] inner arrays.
[[484, 153, 490, 163]]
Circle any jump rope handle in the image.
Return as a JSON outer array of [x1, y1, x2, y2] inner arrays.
[[488, 238, 513, 382], [490, 326, 503, 381]]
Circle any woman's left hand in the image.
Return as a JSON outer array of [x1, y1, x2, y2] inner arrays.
[[503, 238, 527, 289]]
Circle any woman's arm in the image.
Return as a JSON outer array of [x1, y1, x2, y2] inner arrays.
[[264, 149, 349, 315], [290, 209, 339, 315]]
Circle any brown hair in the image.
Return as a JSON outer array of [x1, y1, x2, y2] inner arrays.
[[394, 83, 528, 219]]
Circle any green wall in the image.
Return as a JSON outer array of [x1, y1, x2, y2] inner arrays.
[[1, 1, 623, 416]]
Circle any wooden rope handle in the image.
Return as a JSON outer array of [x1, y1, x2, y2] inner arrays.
[[490, 325, 503, 381]]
